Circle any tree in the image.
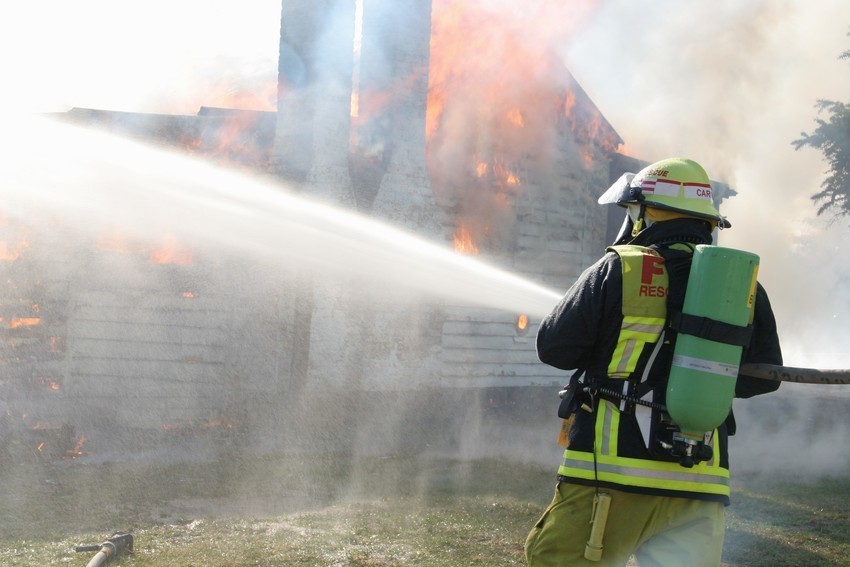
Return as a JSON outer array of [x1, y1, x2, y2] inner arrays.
[[792, 33, 850, 217]]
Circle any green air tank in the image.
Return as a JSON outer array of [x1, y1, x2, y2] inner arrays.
[[666, 245, 759, 442]]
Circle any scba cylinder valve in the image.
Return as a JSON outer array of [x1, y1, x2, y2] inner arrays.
[[670, 432, 713, 468], [654, 417, 714, 468]]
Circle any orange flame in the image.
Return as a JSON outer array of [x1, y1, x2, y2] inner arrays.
[[492, 162, 521, 187], [0, 240, 30, 261], [149, 235, 193, 265], [507, 108, 525, 128], [64, 435, 89, 459], [98, 229, 193, 265], [10, 317, 40, 329], [28, 376, 61, 390], [428, 1, 601, 144], [562, 85, 621, 155], [427, 1, 606, 252], [516, 314, 530, 336], [617, 142, 637, 157], [564, 90, 576, 117], [453, 225, 479, 255]]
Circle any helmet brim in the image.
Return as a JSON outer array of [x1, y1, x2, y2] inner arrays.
[[597, 173, 637, 205]]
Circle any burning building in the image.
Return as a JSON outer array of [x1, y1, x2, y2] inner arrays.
[[2, 1, 733, 458]]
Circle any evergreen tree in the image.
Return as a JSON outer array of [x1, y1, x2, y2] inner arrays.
[[792, 33, 850, 217]]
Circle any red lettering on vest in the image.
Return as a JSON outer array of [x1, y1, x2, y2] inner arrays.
[[641, 255, 665, 284], [639, 284, 668, 297]]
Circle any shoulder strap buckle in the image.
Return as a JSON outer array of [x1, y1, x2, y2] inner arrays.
[[668, 311, 753, 347]]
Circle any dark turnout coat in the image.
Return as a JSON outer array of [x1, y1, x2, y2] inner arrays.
[[537, 218, 782, 503]]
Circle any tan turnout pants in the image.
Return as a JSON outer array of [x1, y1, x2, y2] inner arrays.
[[525, 482, 725, 567]]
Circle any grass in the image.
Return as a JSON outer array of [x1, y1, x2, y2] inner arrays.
[[724, 474, 850, 566], [1, 451, 849, 566]]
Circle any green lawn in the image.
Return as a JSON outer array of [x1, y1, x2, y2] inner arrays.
[[1, 451, 848, 566]]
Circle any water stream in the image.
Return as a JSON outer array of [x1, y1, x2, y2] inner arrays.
[[4, 115, 562, 317], [0, 113, 569, 465]]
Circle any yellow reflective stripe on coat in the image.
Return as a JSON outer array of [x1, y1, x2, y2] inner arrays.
[[606, 245, 668, 377], [558, 451, 730, 496], [598, 398, 619, 456], [559, 402, 729, 497], [608, 316, 666, 377]]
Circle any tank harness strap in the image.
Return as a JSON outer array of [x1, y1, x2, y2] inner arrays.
[[668, 311, 753, 347]]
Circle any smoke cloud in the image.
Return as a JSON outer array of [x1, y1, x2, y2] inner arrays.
[[565, 0, 850, 370]]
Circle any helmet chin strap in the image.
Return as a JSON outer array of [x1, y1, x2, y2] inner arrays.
[[628, 204, 650, 237]]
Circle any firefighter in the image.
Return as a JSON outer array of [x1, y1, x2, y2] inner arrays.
[[525, 157, 782, 567]]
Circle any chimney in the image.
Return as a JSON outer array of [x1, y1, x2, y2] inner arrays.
[[274, 0, 357, 207], [352, 0, 443, 237]]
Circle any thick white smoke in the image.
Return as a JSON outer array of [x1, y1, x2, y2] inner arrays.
[[565, 0, 850, 370]]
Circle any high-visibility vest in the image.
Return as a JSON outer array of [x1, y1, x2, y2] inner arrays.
[[557, 245, 730, 500]]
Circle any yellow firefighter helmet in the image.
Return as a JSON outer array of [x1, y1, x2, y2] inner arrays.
[[600, 157, 730, 229]]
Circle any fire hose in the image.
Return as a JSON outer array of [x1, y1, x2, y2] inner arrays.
[[75, 533, 133, 567], [559, 363, 850, 413], [739, 363, 850, 385]]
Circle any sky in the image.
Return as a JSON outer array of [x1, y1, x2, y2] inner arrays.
[[2, 0, 849, 370], [0, 1, 282, 114]]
